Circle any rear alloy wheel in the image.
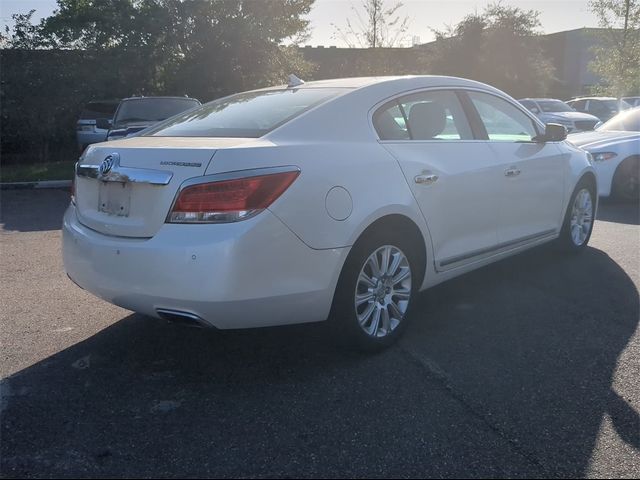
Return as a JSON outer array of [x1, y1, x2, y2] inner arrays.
[[333, 232, 419, 351], [355, 245, 412, 338], [557, 182, 595, 252]]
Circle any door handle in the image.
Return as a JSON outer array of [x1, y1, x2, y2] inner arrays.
[[414, 174, 439, 185], [504, 167, 521, 177]]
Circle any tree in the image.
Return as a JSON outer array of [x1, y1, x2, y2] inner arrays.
[[588, 0, 640, 96], [428, 3, 555, 98], [36, 0, 315, 98], [0, 10, 49, 49], [333, 0, 410, 48], [0, 1, 315, 165]]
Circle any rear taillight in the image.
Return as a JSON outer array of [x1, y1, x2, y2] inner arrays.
[[167, 170, 300, 223]]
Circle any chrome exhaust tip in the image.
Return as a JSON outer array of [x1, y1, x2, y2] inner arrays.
[[156, 308, 209, 328]]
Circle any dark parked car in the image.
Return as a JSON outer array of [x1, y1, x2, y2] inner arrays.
[[76, 100, 120, 151], [566, 97, 631, 123], [98, 96, 201, 141]]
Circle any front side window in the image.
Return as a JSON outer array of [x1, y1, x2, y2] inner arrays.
[[146, 88, 346, 138], [468, 91, 539, 142], [374, 90, 472, 141]]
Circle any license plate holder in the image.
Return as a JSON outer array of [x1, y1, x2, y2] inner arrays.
[[98, 182, 131, 217]]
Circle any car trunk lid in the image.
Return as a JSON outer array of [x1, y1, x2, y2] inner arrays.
[[75, 136, 256, 237]]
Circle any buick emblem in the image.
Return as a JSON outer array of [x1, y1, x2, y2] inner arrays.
[[99, 153, 119, 176]]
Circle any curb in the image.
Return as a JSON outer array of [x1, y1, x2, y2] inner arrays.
[[0, 180, 72, 190]]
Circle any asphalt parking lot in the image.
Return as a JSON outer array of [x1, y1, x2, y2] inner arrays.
[[1, 188, 638, 478]]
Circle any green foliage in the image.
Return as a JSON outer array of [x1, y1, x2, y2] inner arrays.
[[588, 0, 640, 96], [333, 0, 410, 48], [1, 1, 315, 164], [428, 2, 555, 98]]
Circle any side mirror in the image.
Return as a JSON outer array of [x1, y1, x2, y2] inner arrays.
[[541, 123, 567, 142], [96, 118, 112, 130], [530, 107, 540, 114]]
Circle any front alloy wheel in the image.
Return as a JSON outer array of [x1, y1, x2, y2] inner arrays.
[[355, 245, 412, 338], [569, 188, 594, 247], [557, 181, 595, 252]]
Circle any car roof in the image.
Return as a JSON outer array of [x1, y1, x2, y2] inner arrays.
[[519, 98, 564, 102], [121, 96, 200, 102], [250, 75, 507, 97], [568, 96, 618, 101]]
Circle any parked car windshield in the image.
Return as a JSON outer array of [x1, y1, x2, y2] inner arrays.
[[537, 100, 574, 113], [145, 88, 347, 138], [114, 98, 200, 127], [80, 101, 120, 120], [598, 107, 640, 132]]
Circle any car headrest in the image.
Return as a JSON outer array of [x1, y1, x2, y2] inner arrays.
[[408, 102, 447, 140], [375, 110, 408, 140]]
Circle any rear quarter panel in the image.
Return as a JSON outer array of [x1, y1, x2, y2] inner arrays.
[[205, 141, 430, 252]]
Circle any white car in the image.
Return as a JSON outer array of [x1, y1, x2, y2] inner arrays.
[[63, 76, 597, 350], [569, 107, 640, 201], [519, 98, 601, 132]]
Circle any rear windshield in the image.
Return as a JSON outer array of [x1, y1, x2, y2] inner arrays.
[[598, 107, 640, 132], [145, 88, 347, 138], [79, 101, 120, 119], [114, 98, 201, 127]]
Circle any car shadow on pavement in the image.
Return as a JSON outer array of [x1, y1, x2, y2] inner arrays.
[[1, 244, 638, 477], [407, 244, 639, 476], [596, 198, 640, 225]]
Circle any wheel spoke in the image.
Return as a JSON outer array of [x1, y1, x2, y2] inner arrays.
[[392, 267, 410, 286], [380, 307, 391, 334], [368, 253, 382, 278], [380, 246, 391, 275], [358, 302, 376, 326], [359, 271, 376, 288], [393, 288, 411, 300], [388, 252, 402, 277], [355, 292, 374, 307], [388, 301, 404, 321], [368, 307, 381, 336]]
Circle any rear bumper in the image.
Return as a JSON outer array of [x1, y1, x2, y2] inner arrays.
[[62, 205, 347, 329]]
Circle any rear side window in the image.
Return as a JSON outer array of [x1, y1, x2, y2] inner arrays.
[[467, 91, 538, 142], [146, 88, 347, 138], [374, 90, 473, 141]]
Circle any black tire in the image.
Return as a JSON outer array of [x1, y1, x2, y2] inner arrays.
[[612, 156, 640, 202], [556, 179, 596, 253], [331, 228, 422, 352]]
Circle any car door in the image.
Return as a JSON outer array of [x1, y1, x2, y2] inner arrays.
[[463, 90, 566, 247], [375, 89, 502, 271]]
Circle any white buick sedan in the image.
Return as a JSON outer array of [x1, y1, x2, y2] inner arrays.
[[63, 76, 597, 350]]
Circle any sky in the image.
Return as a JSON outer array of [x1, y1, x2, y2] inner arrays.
[[1, 0, 600, 47]]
